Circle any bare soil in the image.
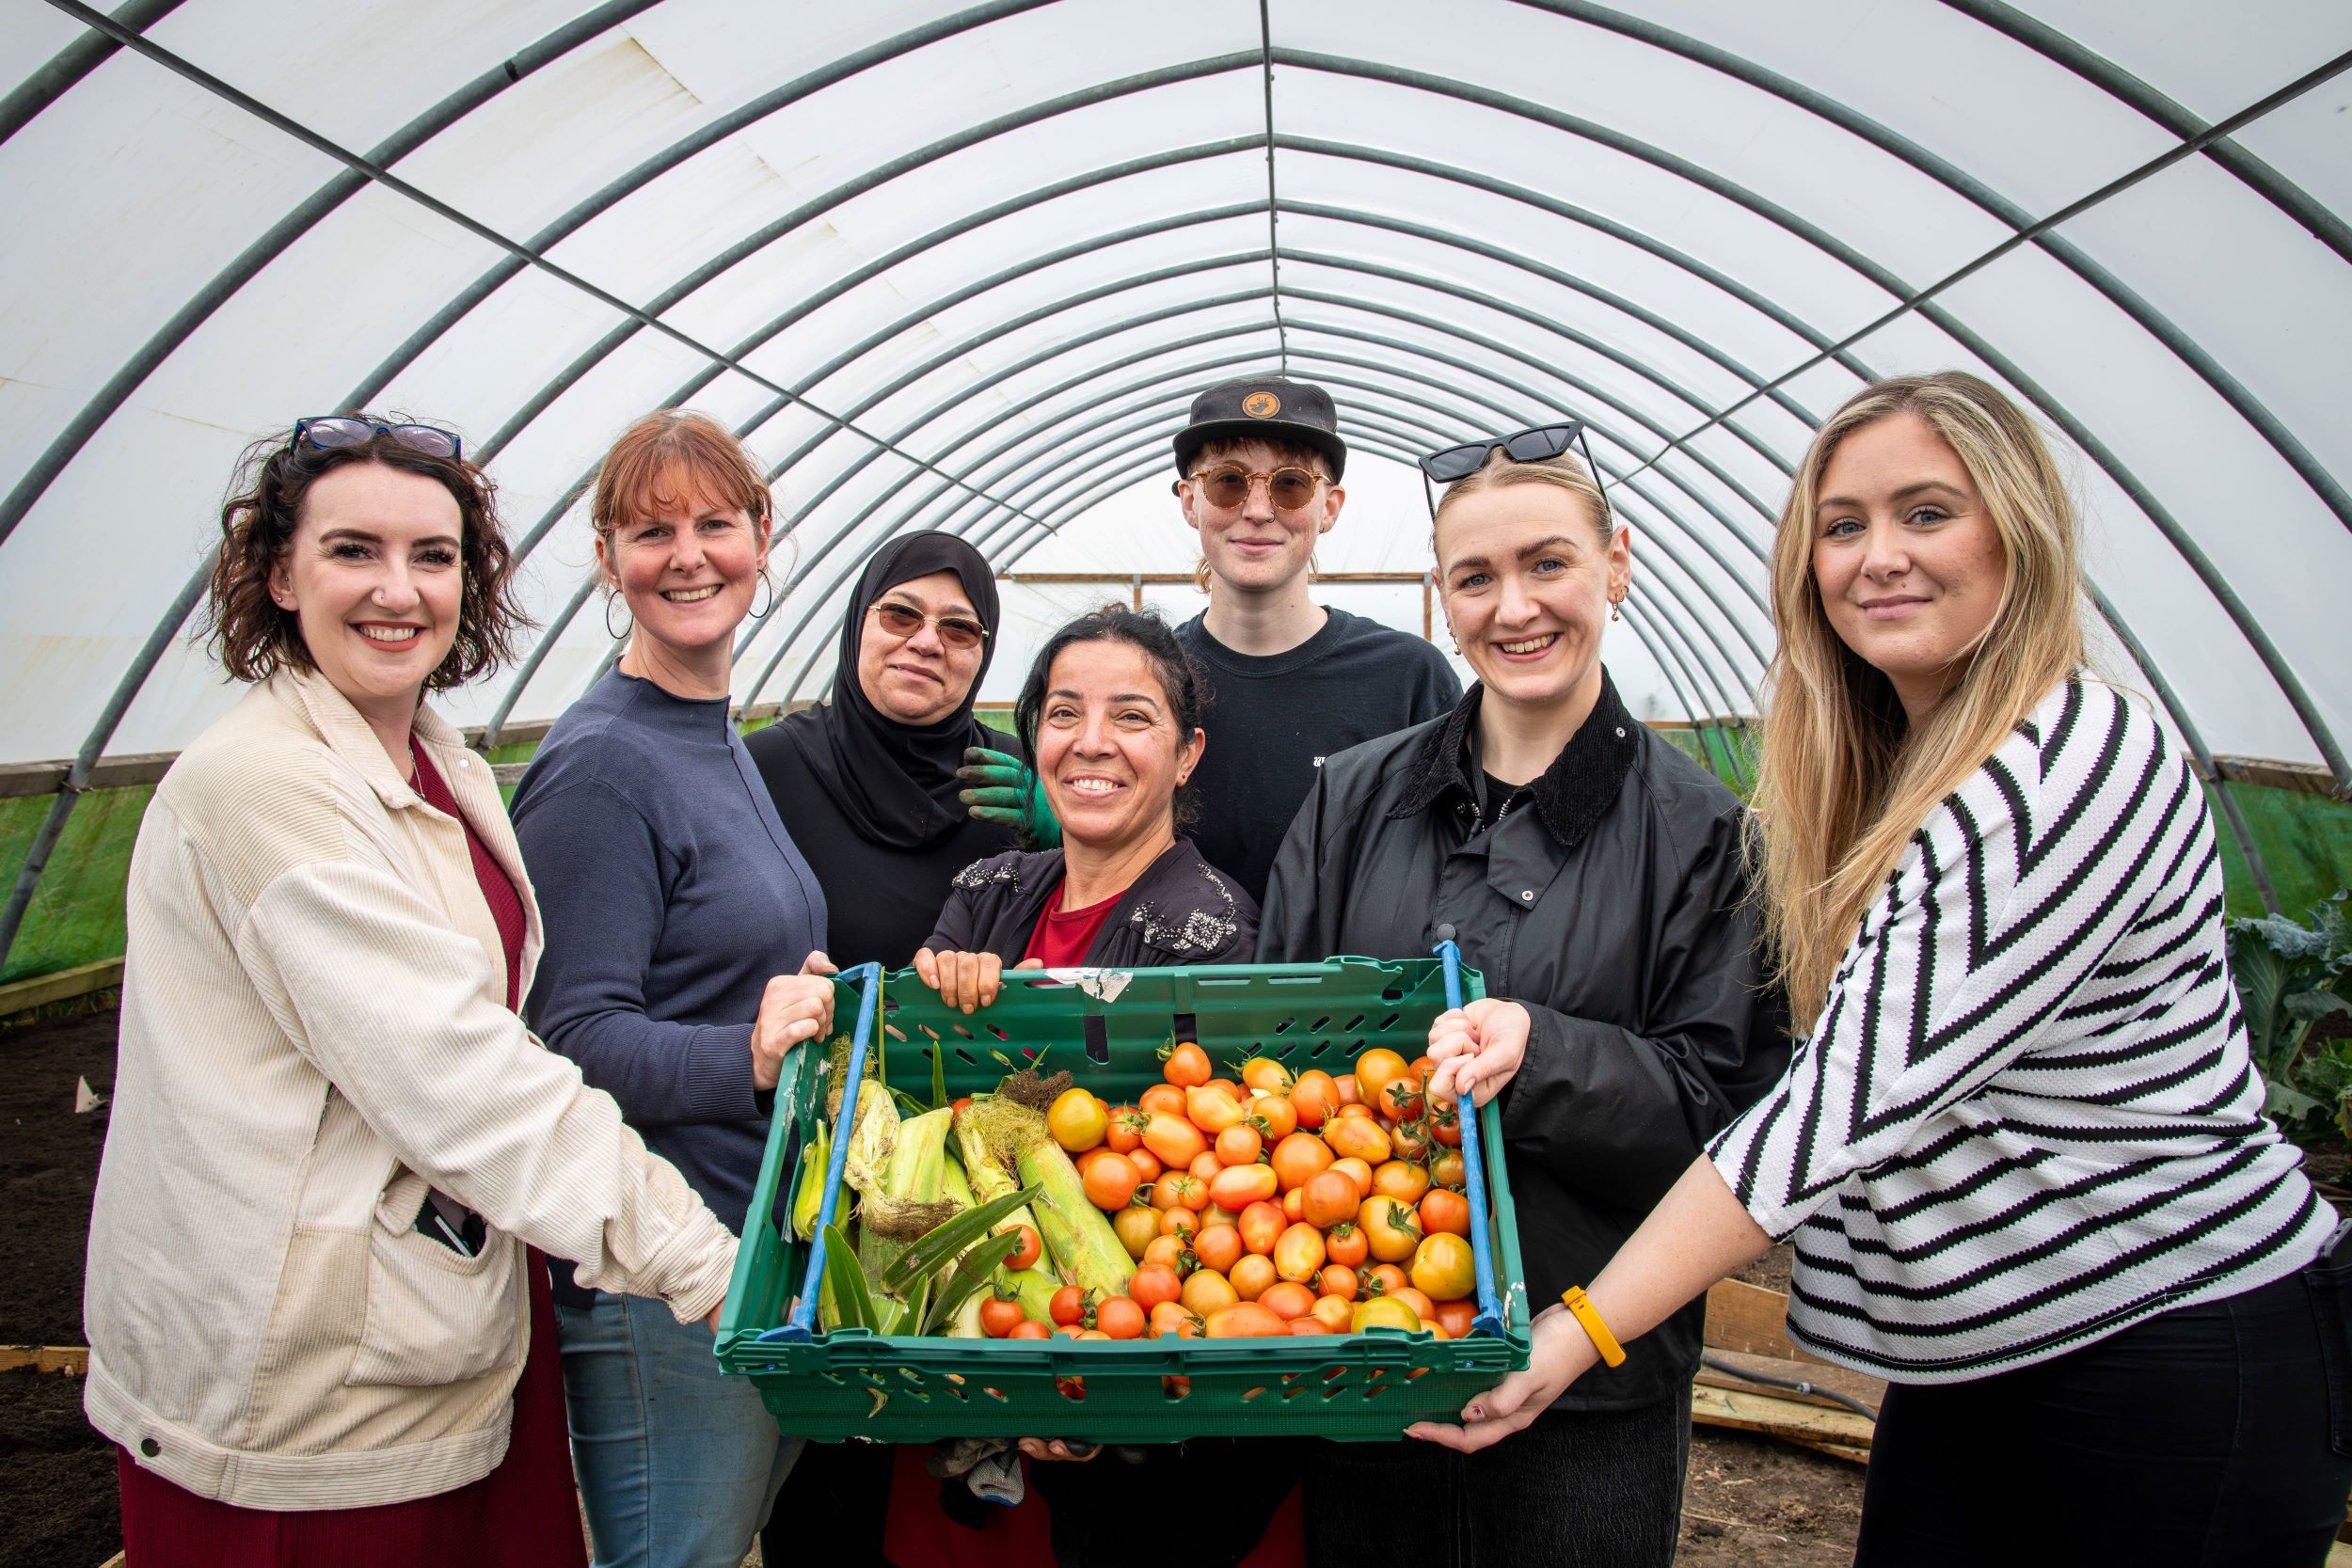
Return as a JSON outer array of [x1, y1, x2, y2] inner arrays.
[[1678, 1427, 1865, 1565]]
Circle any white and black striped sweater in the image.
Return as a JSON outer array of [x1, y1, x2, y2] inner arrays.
[[1708, 679, 2331, 1383]]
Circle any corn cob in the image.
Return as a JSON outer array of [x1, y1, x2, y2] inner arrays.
[[962, 1096, 1134, 1298]]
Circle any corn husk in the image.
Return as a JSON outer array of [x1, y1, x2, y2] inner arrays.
[[949, 1103, 1061, 1321], [962, 1095, 1134, 1299], [790, 1118, 831, 1242]]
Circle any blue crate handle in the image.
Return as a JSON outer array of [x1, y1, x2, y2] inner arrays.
[[1434, 940, 1505, 1338], [773, 961, 882, 1342]]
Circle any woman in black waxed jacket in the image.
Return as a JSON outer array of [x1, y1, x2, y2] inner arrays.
[[1258, 436, 1788, 1568]]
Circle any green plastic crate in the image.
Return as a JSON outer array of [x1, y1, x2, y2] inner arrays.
[[716, 957, 1533, 1443]]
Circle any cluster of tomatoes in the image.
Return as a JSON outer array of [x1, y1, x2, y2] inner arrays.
[[978, 1041, 1479, 1341]]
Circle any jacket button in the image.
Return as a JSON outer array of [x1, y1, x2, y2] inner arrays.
[[139, 1436, 160, 1458], [1520, 891, 1534, 902]]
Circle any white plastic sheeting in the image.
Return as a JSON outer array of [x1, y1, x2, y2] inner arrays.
[[2, 0, 2347, 787]]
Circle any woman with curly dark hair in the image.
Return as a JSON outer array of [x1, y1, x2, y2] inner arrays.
[[87, 417, 744, 1568]]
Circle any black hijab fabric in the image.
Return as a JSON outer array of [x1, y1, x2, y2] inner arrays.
[[779, 531, 1003, 850]]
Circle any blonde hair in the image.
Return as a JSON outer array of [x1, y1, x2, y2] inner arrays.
[[1430, 444, 1614, 556], [1756, 372, 2085, 1027]]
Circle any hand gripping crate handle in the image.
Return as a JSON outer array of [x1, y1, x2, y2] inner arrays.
[[778, 961, 883, 1341], [1434, 939, 1505, 1338]]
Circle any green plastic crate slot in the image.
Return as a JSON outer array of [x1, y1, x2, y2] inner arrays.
[[715, 957, 1533, 1443]]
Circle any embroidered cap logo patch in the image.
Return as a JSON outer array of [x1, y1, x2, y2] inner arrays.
[[1242, 390, 1281, 419]]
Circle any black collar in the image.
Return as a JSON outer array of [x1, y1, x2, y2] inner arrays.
[[1389, 672, 1642, 848]]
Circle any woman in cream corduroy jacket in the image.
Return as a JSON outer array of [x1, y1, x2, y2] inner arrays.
[[84, 661, 741, 1513]]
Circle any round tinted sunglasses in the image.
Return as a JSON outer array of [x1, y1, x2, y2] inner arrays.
[[1417, 421, 1600, 516], [288, 416, 463, 462], [1186, 464, 1326, 512], [869, 600, 988, 651]]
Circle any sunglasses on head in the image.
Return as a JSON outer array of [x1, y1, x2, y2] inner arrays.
[[288, 416, 463, 462], [1186, 464, 1326, 513], [870, 599, 988, 651], [1417, 421, 1600, 516]]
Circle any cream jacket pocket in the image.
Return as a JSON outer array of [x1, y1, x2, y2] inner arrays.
[[345, 1171, 519, 1388]]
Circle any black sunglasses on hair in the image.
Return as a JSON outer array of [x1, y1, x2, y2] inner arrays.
[[288, 416, 463, 462], [1417, 421, 1600, 516]]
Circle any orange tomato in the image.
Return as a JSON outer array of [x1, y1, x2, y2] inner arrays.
[[1282, 1188, 1306, 1222], [1239, 1200, 1286, 1256], [1427, 1098, 1462, 1148], [1274, 1222, 1327, 1283], [1377, 1068, 1424, 1124], [1193, 1224, 1244, 1275], [1104, 1106, 1147, 1154], [979, 1296, 1025, 1338], [1258, 1281, 1316, 1321], [1410, 1233, 1476, 1303], [1391, 1286, 1437, 1323], [1288, 1318, 1331, 1337], [1390, 1119, 1433, 1162], [1371, 1160, 1429, 1205], [1434, 1298, 1477, 1338], [1301, 1170, 1359, 1229], [1184, 1084, 1246, 1134], [1208, 1162, 1279, 1212], [1290, 1069, 1339, 1130], [1309, 1294, 1355, 1333], [1351, 1296, 1422, 1334], [1083, 1151, 1141, 1211], [1073, 1147, 1111, 1178], [1149, 1301, 1202, 1338], [1269, 1132, 1335, 1192], [1151, 1171, 1205, 1212], [1009, 1320, 1053, 1340], [1201, 1203, 1241, 1230], [1142, 1114, 1208, 1168], [1334, 1073, 1360, 1106], [1139, 1084, 1186, 1117], [1359, 1195, 1423, 1262], [1111, 1206, 1158, 1259], [1188, 1151, 1223, 1180], [1162, 1039, 1211, 1087], [1179, 1268, 1238, 1317], [1126, 1148, 1163, 1184], [1158, 1206, 1200, 1239], [1427, 1148, 1468, 1190], [1050, 1286, 1093, 1327], [1229, 1253, 1277, 1300], [1203, 1303, 1288, 1338], [1240, 1056, 1295, 1096], [1366, 1262, 1408, 1295], [1326, 1117, 1392, 1164], [1097, 1296, 1146, 1339], [1337, 1102, 1375, 1120], [1130, 1264, 1182, 1312], [1318, 1264, 1359, 1302], [1329, 1157, 1375, 1198], [1206, 1077, 1242, 1100], [1323, 1221, 1368, 1268], [1248, 1093, 1298, 1142], [1215, 1125, 1263, 1167], [1420, 1187, 1470, 1239], [1354, 1048, 1412, 1119], [1141, 1235, 1192, 1275]]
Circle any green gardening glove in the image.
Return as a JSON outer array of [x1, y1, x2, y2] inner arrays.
[[957, 746, 1060, 849]]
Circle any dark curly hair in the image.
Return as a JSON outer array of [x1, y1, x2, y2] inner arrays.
[[1014, 604, 1212, 832], [202, 417, 528, 689]]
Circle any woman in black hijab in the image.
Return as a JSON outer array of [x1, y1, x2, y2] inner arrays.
[[747, 531, 1021, 971]]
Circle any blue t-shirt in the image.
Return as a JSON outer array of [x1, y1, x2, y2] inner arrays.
[[513, 668, 826, 1243]]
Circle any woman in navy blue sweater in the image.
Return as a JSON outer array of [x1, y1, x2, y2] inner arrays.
[[513, 411, 834, 1568]]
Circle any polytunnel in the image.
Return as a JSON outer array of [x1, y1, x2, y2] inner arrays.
[[3, 0, 2350, 1002]]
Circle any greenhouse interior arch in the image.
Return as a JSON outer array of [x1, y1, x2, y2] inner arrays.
[[4, 2, 2350, 1563]]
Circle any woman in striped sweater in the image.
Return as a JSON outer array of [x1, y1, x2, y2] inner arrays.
[[1411, 372, 2351, 1564]]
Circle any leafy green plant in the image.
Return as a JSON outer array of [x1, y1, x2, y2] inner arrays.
[[2228, 891, 2352, 1137], [817, 1181, 1041, 1336]]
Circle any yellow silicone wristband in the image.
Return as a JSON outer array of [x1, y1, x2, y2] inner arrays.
[[1560, 1286, 1627, 1368]]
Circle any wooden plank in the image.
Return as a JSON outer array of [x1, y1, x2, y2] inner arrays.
[[0, 1344, 88, 1374], [1696, 1351, 1883, 1416], [1703, 1277, 1830, 1365], [1691, 1384, 1874, 1453], [0, 958, 123, 1019], [0, 752, 176, 799]]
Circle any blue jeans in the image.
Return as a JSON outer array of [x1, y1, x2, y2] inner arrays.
[[554, 1291, 801, 1568]]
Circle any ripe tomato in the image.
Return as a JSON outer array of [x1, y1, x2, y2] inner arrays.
[[1351, 1296, 1422, 1334], [979, 1296, 1025, 1338], [1162, 1039, 1211, 1087], [1249, 1093, 1298, 1142], [1184, 1084, 1246, 1134], [1193, 1224, 1244, 1275], [1377, 1067, 1424, 1123], [1325, 1116, 1392, 1164], [1158, 1206, 1200, 1239], [1215, 1125, 1263, 1167], [1336, 1102, 1375, 1121], [1359, 1195, 1423, 1262], [1050, 1286, 1095, 1328], [1288, 1318, 1331, 1337], [1203, 1303, 1288, 1338], [1149, 1301, 1203, 1338], [1420, 1188, 1470, 1239], [1001, 1224, 1043, 1271], [1434, 1298, 1477, 1338], [1390, 1286, 1437, 1324], [1201, 1203, 1241, 1230], [1126, 1148, 1163, 1183], [1142, 1114, 1208, 1168], [1104, 1105, 1147, 1153], [1188, 1150, 1223, 1180], [1318, 1264, 1359, 1301], [1258, 1281, 1316, 1321], [1371, 1160, 1429, 1205], [1427, 1148, 1468, 1190], [1270, 1132, 1335, 1192], [1239, 1056, 1294, 1096], [1139, 1084, 1186, 1117], [1310, 1293, 1355, 1333], [1334, 1073, 1360, 1106], [1289, 1069, 1339, 1130], [1047, 1086, 1109, 1151], [1151, 1171, 1206, 1212], [1300, 1171, 1359, 1229], [1329, 1157, 1375, 1199], [1130, 1264, 1182, 1312], [1239, 1200, 1286, 1256], [1354, 1049, 1411, 1118], [1366, 1262, 1408, 1295], [1205, 1077, 1243, 1101], [1179, 1268, 1239, 1317], [1274, 1222, 1327, 1283], [1208, 1162, 1279, 1212], [1073, 1147, 1112, 1178], [1096, 1296, 1146, 1339], [1323, 1221, 1368, 1268], [1427, 1099, 1462, 1148], [1229, 1253, 1277, 1300], [1141, 1234, 1193, 1275], [1009, 1320, 1052, 1340], [1112, 1206, 1158, 1260], [1082, 1151, 1141, 1211], [1390, 1119, 1433, 1162], [1410, 1233, 1476, 1302], [1282, 1188, 1307, 1223]]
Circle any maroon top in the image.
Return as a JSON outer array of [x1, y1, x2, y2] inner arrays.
[[1017, 881, 1121, 969], [114, 741, 583, 1568]]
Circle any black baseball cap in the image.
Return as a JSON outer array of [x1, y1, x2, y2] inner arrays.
[[1171, 376, 1347, 483]]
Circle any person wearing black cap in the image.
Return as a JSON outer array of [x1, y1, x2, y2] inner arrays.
[[1168, 375, 1460, 907]]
